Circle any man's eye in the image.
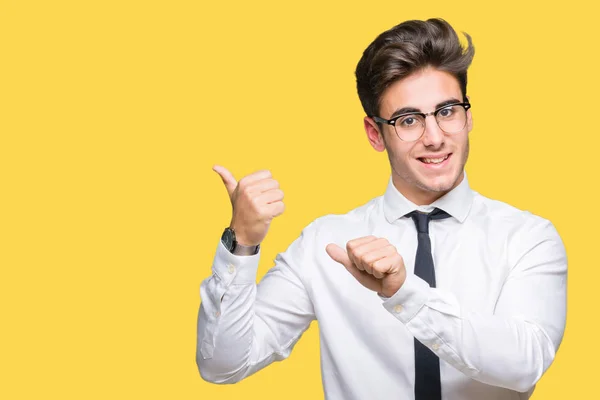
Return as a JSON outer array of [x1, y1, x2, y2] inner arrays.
[[399, 116, 418, 127], [438, 107, 455, 118]]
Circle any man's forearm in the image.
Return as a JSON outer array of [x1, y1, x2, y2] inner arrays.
[[197, 237, 316, 384], [384, 276, 560, 391], [196, 241, 262, 383]]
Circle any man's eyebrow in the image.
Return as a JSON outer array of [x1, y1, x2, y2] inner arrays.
[[389, 98, 463, 119], [390, 106, 420, 119], [435, 98, 463, 109]]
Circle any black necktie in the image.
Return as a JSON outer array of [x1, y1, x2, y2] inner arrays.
[[405, 208, 450, 400]]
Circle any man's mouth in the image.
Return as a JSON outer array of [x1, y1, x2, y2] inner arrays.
[[418, 153, 451, 165]]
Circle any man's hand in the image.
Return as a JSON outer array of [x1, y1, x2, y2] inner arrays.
[[326, 236, 406, 298], [213, 165, 285, 246]]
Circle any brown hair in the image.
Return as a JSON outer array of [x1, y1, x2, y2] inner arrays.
[[355, 18, 475, 118]]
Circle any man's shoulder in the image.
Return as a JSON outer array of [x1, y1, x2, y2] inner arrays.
[[302, 195, 384, 237], [471, 191, 560, 239]]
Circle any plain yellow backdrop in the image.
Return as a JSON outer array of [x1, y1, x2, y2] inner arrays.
[[1, 0, 598, 398]]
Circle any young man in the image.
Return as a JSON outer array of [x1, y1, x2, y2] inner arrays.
[[197, 18, 567, 400]]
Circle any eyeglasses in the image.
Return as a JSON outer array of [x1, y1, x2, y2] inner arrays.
[[371, 102, 471, 142]]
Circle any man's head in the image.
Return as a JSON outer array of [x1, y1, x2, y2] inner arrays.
[[355, 18, 475, 205]]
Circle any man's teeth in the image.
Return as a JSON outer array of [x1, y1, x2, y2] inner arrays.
[[422, 155, 449, 164]]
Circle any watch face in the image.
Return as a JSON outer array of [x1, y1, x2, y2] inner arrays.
[[221, 228, 235, 250]]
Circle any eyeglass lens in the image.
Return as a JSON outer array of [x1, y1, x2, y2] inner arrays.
[[394, 104, 467, 141]]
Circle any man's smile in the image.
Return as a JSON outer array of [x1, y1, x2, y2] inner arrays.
[[417, 153, 452, 168]]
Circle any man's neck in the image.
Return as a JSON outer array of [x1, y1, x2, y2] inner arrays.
[[392, 173, 464, 206]]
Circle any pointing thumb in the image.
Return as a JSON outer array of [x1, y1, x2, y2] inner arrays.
[[213, 165, 237, 198], [326, 243, 352, 269]]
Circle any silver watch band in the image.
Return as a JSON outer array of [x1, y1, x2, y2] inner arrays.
[[233, 243, 260, 256]]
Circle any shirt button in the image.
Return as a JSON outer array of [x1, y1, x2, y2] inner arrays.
[[393, 304, 403, 313], [432, 343, 440, 351], [215, 311, 221, 317], [227, 264, 235, 274]]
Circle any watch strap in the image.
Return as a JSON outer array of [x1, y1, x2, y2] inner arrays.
[[232, 243, 260, 256]]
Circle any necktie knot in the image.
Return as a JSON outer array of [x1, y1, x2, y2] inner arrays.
[[406, 208, 450, 234]]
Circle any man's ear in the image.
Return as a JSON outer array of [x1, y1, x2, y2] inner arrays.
[[364, 117, 386, 152], [466, 95, 473, 132]]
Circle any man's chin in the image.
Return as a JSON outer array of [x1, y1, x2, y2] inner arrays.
[[417, 182, 453, 194], [416, 172, 461, 194]]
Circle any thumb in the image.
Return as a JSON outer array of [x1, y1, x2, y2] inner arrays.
[[326, 243, 352, 269], [213, 165, 238, 198]]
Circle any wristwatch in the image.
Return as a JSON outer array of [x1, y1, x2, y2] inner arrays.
[[221, 227, 260, 256]]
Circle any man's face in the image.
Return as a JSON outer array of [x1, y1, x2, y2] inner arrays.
[[365, 67, 472, 205]]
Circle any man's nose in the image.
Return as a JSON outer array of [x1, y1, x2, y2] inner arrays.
[[421, 116, 445, 148]]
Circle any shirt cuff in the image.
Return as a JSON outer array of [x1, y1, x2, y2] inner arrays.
[[213, 240, 261, 285], [382, 273, 431, 323]]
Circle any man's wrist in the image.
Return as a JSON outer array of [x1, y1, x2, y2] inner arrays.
[[221, 226, 260, 256]]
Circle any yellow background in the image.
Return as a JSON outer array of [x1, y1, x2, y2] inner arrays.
[[1, 0, 597, 398]]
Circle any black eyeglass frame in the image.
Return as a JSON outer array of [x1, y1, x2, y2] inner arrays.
[[371, 101, 472, 142]]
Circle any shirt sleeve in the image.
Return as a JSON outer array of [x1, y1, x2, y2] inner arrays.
[[382, 218, 567, 393], [196, 225, 316, 384]]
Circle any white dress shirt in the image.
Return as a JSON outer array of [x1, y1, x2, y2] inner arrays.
[[197, 173, 567, 400]]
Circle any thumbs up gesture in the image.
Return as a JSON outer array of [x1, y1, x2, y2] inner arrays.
[[213, 165, 285, 246], [326, 237, 407, 298]]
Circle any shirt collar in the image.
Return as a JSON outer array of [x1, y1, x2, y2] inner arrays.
[[383, 171, 474, 224]]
